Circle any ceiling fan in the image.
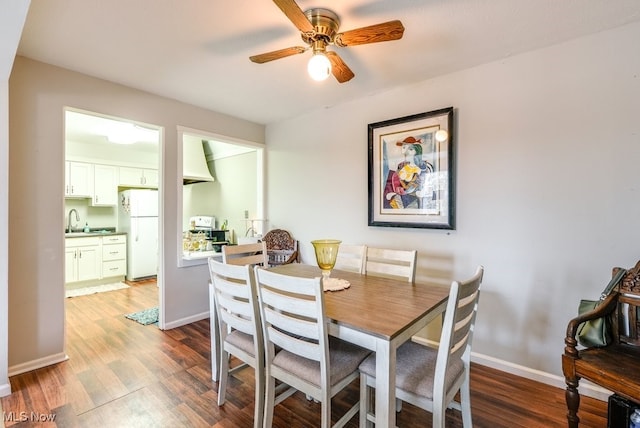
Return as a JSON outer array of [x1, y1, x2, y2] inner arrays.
[[249, 0, 405, 83]]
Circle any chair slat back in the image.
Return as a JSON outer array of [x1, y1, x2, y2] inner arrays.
[[334, 244, 367, 274], [435, 266, 484, 386], [255, 268, 328, 364], [365, 247, 417, 282], [222, 241, 268, 266], [209, 259, 262, 341]]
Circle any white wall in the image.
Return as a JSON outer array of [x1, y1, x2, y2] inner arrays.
[[7, 57, 264, 372], [66, 139, 159, 167], [265, 21, 640, 379], [183, 182, 217, 231], [213, 151, 258, 239]]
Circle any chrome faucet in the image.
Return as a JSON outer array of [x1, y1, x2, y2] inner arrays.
[[67, 209, 80, 232]]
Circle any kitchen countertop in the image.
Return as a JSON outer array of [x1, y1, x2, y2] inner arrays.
[[182, 250, 223, 260], [65, 230, 126, 238]]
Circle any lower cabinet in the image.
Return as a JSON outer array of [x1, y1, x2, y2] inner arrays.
[[65, 234, 127, 284], [65, 237, 101, 283], [101, 235, 127, 278]]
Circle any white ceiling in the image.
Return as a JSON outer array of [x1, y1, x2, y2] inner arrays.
[[17, 0, 640, 125]]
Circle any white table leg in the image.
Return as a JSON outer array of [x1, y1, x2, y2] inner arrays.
[[375, 339, 396, 428]]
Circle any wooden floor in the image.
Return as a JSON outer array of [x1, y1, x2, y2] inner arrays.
[[1, 281, 607, 427]]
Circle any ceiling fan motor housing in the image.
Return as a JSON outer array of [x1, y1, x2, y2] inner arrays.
[[302, 8, 340, 52]]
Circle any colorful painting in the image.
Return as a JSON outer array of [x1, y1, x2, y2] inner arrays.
[[368, 107, 455, 229]]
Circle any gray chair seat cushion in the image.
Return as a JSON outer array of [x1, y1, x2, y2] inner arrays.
[[272, 336, 371, 387], [359, 341, 464, 399], [225, 330, 256, 357]]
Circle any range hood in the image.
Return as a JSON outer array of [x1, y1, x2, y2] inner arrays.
[[183, 140, 215, 184]]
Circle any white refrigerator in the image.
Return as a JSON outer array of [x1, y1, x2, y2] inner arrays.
[[118, 189, 158, 280]]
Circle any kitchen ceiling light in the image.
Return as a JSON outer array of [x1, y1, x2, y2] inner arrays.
[[307, 52, 331, 81], [107, 122, 159, 144]]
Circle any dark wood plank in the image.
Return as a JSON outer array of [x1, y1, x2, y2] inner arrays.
[[0, 279, 607, 427]]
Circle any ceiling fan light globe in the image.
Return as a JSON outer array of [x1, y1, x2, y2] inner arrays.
[[307, 53, 331, 81]]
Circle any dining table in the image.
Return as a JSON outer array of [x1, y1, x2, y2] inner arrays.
[[208, 263, 450, 428]]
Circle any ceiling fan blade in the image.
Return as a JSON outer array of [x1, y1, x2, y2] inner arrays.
[[326, 51, 355, 83], [273, 0, 314, 33], [335, 20, 405, 47], [250, 46, 307, 64]]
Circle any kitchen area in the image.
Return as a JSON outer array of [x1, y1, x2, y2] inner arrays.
[[64, 109, 263, 293], [180, 129, 264, 265]]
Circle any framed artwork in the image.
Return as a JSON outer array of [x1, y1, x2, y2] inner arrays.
[[368, 107, 455, 229]]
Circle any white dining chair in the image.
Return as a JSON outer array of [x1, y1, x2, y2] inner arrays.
[[364, 246, 418, 410], [334, 244, 367, 274], [365, 247, 417, 283], [222, 241, 268, 266], [208, 258, 266, 428], [358, 266, 484, 427], [207, 243, 268, 383], [254, 267, 371, 428]]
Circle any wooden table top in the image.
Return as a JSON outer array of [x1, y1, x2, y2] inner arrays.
[[269, 264, 450, 341]]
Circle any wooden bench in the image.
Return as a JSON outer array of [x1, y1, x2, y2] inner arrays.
[[562, 263, 640, 427]]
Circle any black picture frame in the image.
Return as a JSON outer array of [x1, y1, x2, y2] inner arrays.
[[368, 107, 455, 230]]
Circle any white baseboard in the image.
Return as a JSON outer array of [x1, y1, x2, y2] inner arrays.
[[162, 310, 209, 330], [411, 337, 611, 402], [0, 381, 11, 397], [471, 352, 611, 402], [7, 352, 68, 378]]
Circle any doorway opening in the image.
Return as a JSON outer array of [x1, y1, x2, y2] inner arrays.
[[63, 108, 162, 326]]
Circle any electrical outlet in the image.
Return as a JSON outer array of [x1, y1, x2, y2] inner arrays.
[[244, 210, 249, 219]]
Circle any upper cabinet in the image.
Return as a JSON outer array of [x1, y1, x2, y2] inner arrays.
[[64, 161, 118, 206], [92, 164, 118, 206], [143, 168, 159, 188], [119, 166, 158, 188], [65, 161, 93, 198], [65, 161, 158, 204]]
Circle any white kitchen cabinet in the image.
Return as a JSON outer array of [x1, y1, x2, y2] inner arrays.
[[119, 166, 158, 188], [101, 234, 127, 278], [144, 168, 159, 187], [92, 164, 118, 206], [64, 247, 79, 283], [65, 236, 101, 283], [65, 161, 93, 198]]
